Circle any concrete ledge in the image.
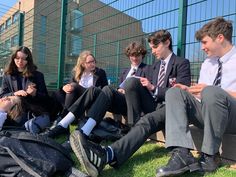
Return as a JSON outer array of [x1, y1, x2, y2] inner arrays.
[[152, 126, 236, 161]]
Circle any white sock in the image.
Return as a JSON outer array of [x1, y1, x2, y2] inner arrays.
[[81, 118, 96, 136], [58, 112, 75, 128]]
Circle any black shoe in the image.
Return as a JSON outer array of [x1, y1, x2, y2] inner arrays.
[[198, 153, 220, 173], [65, 167, 89, 177], [42, 125, 68, 138], [70, 130, 107, 177], [156, 148, 200, 177]]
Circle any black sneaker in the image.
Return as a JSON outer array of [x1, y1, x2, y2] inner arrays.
[[156, 148, 200, 177], [198, 153, 220, 173], [70, 130, 107, 177], [42, 125, 68, 138]]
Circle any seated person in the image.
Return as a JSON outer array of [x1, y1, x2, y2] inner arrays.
[[53, 50, 108, 117], [44, 41, 148, 138]]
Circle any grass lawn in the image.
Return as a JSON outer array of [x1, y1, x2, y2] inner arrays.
[[67, 137, 236, 177]]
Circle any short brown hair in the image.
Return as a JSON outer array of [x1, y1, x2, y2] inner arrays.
[[195, 17, 233, 43], [125, 41, 147, 59], [148, 29, 173, 51]]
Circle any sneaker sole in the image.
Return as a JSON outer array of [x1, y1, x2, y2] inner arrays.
[[70, 131, 98, 177]]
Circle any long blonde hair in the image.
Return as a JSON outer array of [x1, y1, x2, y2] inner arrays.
[[72, 50, 95, 82]]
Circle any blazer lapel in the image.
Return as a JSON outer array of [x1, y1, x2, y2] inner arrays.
[[11, 75, 18, 91], [93, 74, 98, 86], [163, 54, 175, 86], [153, 61, 161, 85]]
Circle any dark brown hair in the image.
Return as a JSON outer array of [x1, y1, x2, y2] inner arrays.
[[4, 46, 37, 77], [125, 41, 147, 59], [195, 17, 233, 43], [148, 29, 173, 51]]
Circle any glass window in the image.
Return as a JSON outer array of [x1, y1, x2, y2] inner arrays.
[[5, 39, 11, 49], [71, 10, 83, 31], [38, 43, 46, 64], [12, 11, 19, 24], [5, 18, 11, 29], [40, 15, 47, 35], [0, 24, 4, 34], [69, 34, 82, 56], [11, 35, 18, 47]]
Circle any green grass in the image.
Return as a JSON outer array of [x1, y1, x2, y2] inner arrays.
[[58, 126, 236, 177]]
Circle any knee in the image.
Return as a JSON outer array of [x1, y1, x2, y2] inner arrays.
[[166, 87, 183, 101], [124, 77, 141, 91], [201, 86, 226, 104], [88, 86, 101, 96], [102, 85, 114, 97]]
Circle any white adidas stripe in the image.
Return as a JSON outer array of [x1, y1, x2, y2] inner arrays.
[[90, 150, 102, 167]]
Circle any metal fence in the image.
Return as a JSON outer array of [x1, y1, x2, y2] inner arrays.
[[0, 0, 236, 89]]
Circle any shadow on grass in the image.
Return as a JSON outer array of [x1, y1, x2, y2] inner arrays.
[[100, 143, 167, 177]]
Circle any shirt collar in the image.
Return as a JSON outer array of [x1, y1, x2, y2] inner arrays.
[[220, 46, 236, 63]]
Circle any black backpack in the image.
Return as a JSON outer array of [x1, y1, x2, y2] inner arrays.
[[79, 117, 130, 143], [0, 130, 73, 177]]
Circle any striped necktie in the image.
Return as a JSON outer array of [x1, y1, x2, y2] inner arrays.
[[157, 60, 166, 87], [213, 59, 222, 87], [131, 68, 137, 76]]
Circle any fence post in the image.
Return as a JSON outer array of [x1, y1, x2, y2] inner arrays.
[[57, 0, 68, 89], [116, 41, 120, 85], [177, 0, 187, 57]]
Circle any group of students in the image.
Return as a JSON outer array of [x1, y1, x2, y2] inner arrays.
[[0, 16, 235, 177], [67, 16, 236, 177]]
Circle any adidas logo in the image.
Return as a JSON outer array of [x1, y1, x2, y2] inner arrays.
[[89, 150, 102, 168]]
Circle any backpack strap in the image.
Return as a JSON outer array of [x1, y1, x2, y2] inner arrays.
[[0, 145, 41, 177], [0, 130, 72, 162]]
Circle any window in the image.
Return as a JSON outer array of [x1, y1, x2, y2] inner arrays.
[[12, 11, 19, 24], [40, 15, 47, 35], [69, 34, 82, 56], [5, 18, 11, 29], [11, 35, 18, 47], [38, 43, 46, 64], [70, 10, 83, 31], [0, 24, 4, 34], [5, 39, 11, 49]]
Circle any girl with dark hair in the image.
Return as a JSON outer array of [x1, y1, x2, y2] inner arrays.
[[0, 46, 48, 98]]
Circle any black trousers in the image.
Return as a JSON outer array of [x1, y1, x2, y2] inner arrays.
[[69, 85, 127, 124], [125, 77, 157, 125], [110, 104, 165, 167], [53, 84, 86, 109]]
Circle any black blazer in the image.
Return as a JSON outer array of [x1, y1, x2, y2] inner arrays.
[[71, 67, 108, 89], [119, 62, 148, 85], [0, 71, 48, 98], [146, 53, 191, 102]]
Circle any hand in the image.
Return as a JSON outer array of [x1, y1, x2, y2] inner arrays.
[[140, 77, 154, 91], [26, 84, 37, 96], [63, 84, 74, 93], [118, 88, 125, 94], [14, 90, 28, 96], [173, 83, 189, 91], [188, 83, 207, 94]]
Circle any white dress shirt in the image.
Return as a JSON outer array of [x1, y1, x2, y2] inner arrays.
[[79, 72, 94, 88], [198, 46, 236, 91]]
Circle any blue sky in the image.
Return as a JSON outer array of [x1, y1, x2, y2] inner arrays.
[[0, 0, 18, 18]]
